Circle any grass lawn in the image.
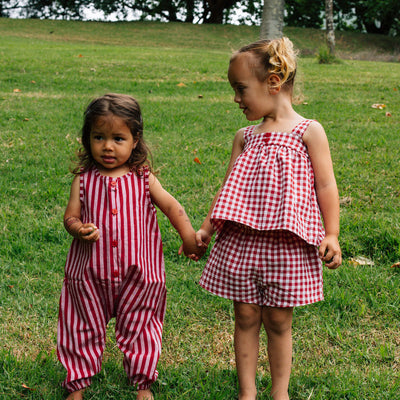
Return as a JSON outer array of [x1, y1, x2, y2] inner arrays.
[[0, 18, 399, 399]]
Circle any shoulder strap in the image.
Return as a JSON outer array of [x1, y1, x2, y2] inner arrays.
[[292, 119, 315, 137], [244, 125, 256, 138]]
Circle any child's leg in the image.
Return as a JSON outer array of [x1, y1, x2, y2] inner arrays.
[[262, 307, 293, 400], [65, 389, 85, 400], [57, 280, 107, 393], [136, 389, 154, 400], [233, 301, 262, 400], [115, 266, 167, 391]]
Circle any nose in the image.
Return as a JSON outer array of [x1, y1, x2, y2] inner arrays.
[[103, 139, 113, 151], [233, 91, 241, 104]]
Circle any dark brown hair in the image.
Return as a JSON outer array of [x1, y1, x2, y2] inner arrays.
[[73, 93, 151, 174]]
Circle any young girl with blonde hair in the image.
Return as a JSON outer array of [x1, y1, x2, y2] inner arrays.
[[195, 38, 342, 399]]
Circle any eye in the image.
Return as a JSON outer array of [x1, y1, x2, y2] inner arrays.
[[114, 136, 125, 142], [92, 134, 103, 141]]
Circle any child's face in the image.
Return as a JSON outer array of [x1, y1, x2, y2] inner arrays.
[[228, 53, 274, 121], [90, 114, 137, 176]]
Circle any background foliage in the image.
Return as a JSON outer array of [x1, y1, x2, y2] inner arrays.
[[1, 0, 400, 36]]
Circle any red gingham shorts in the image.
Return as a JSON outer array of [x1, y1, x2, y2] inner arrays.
[[199, 222, 323, 307]]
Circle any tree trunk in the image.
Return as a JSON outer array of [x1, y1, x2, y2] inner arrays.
[[325, 0, 335, 55], [260, 0, 285, 39]]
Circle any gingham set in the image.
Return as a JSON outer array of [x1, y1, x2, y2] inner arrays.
[[57, 167, 166, 392], [199, 120, 325, 307]]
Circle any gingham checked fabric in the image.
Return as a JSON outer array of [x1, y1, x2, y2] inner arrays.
[[211, 119, 325, 246], [199, 223, 323, 307], [57, 167, 166, 392]]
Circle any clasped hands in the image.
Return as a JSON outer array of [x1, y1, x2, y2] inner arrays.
[[178, 228, 211, 262]]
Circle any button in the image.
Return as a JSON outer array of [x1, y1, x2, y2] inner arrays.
[[111, 240, 118, 247], [110, 181, 117, 187], [113, 269, 119, 278], [112, 209, 118, 215]]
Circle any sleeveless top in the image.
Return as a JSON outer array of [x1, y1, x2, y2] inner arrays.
[[211, 119, 325, 246], [64, 167, 165, 283]]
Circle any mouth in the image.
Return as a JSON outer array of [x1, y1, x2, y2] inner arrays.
[[101, 156, 116, 164]]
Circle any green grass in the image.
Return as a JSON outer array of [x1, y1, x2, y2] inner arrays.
[[0, 18, 400, 399]]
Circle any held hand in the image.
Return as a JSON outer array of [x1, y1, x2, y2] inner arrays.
[[178, 229, 210, 261], [78, 223, 100, 242], [319, 234, 342, 269], [195, 228, 213, 248]]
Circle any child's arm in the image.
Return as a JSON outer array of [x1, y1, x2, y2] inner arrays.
[[149, 173, 205, 258], [303, 122, 341, 269], [196, 128, 245, 247], [64, 175, 100, 242]]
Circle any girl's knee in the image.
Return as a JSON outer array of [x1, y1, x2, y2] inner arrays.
[[234, 302, 262, 330], [263, 307, 293, 334]]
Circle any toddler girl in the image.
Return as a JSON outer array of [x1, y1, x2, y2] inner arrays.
[[58, 93, 198, 400], [196, 38, 342, 400]]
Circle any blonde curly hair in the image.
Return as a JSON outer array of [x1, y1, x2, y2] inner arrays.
[[231, 37, 298, 90]]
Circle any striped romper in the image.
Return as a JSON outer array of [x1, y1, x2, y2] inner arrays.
[[57, 167, 166, 392]]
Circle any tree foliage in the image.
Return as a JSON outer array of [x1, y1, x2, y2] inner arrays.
[[2, 0, 399, 36], [285, 0, 324, 29]]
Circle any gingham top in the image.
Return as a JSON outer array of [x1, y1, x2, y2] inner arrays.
[[211, 119, 325, 246]]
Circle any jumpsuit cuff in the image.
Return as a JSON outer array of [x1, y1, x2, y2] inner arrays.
[[136, 383, 153, 390], [63, 377, 91, 393]]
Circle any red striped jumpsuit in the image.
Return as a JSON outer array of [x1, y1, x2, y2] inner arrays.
[[57, 167, 166, 392]]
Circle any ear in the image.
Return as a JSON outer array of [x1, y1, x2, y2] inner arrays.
[[267, 74, 281, 94]]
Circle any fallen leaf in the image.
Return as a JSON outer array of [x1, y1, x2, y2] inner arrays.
[[13, 88, 21, 93], [194, 157, 201, 164], [23, 118, 29, 121], [78, 54, 83, 58], [391, 262, 400, 268], [349, 256, 374, 266], [31, 80, 36, 84], [21, 383, 34, 391], [371, 103, 386, 109], [177, 82, 186, 87], [198, 94, 203, 98], [385, 111, 392, 117]]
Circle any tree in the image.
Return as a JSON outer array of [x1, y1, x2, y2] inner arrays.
[[260, 0, 285, 39], [325, 0, 335, 55]]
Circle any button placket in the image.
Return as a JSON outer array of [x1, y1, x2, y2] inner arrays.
[[110, 178, 120, 280]]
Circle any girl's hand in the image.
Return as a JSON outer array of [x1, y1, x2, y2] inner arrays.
[[195, 228, 212, 249], [319, 234, 341, 269], [178, 229, 210, 261], [77, 223, 100, 242]]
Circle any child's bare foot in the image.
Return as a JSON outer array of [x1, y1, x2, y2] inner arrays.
[[66, 389, 85, 400], [238, 388, 257, 400], [136, 389, 154, 400]]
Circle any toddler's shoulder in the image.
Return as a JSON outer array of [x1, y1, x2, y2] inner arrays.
[[302, 120, 328, 146]]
